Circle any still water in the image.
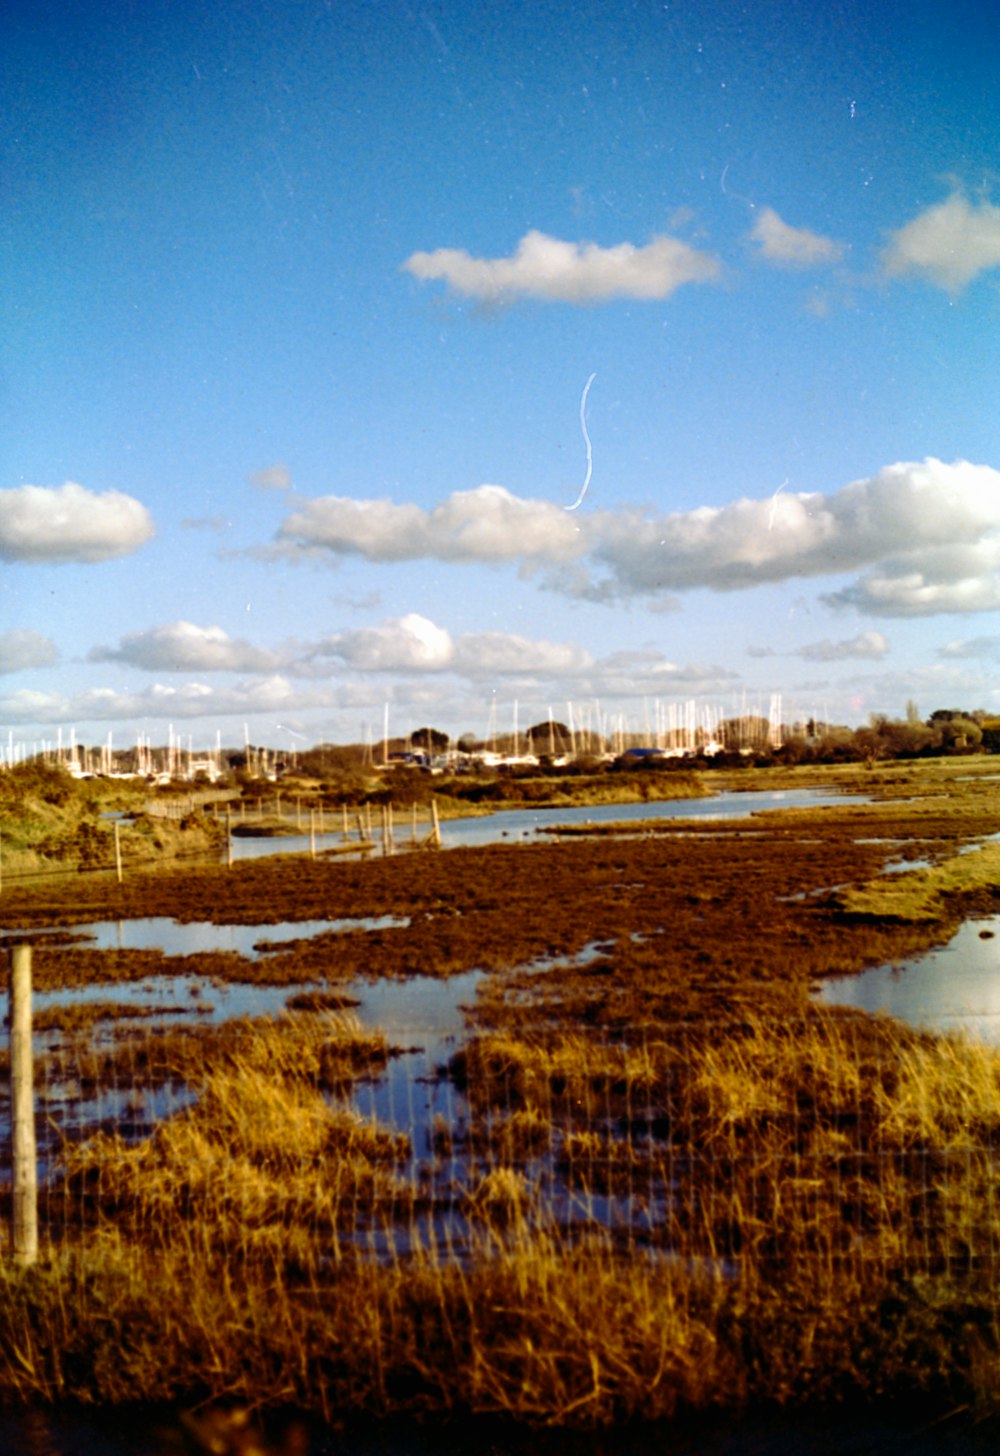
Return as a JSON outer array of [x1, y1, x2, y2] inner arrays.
[[230, 786, 857, 859], [50, 914, 407, 958], [817, 914, 1000, 1041]]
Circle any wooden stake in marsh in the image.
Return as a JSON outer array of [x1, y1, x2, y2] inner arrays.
[[10, 943, 37, 1267]]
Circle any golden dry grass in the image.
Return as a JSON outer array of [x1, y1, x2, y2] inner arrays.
[[0, 1009, 993, 1426], [4, 758, 1000, 1427]]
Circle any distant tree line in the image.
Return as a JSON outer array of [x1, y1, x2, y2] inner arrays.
[[772, 707, 1000, 767]]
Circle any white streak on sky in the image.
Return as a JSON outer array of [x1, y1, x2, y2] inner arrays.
[[565, 373, 597, 512]]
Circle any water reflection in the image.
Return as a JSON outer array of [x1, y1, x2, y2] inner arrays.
[[228, 786, 862, 859], [435, 787, 856, 847], [50, 914, 407, 958], [817, 916, 1000, 1040]]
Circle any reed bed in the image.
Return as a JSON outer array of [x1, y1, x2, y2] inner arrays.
[[5, 765, 1000, 1429], [1, 1008, 999, 1425]]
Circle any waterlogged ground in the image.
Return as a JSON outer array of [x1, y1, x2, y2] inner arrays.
[[2, 769, 999, 1175], [4, 761, 1000, 1441]]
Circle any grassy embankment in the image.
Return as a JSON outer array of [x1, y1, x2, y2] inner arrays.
[[0, 761, 224, 881], [1, 758, 1000, 1428]]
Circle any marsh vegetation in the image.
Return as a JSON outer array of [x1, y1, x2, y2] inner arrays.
[[2, 757, 1000, 1433]]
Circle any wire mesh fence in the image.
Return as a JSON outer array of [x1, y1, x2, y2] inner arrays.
[[5, 949, 1000, 1291]]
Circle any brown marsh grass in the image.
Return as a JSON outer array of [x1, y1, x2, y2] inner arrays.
[[6, 1011, 1000, 1424], [4, 761, 1000, 1426], [37, 1008, 393, 1107]]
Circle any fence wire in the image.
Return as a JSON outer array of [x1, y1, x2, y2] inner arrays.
[[6, 994, 1000, 1286]]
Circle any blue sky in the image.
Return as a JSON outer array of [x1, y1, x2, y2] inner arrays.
[[4, 0, 1000, 754]]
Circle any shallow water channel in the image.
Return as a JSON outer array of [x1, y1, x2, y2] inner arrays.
[[817, 913, 1000, 1041], [230, 784, 856, 858]]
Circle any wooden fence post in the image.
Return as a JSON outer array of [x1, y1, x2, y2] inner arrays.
[[10, 943, 37, 1267]]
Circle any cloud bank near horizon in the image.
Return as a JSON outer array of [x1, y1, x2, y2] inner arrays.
[[27, 613, 737, 729], [89, 621, 282, 674]]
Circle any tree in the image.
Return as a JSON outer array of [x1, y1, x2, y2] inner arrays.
[[410, 726, 449, 752], [938, 716, 982, 751], [980, 720, 1000, 754], [525, 720, 572, 754]]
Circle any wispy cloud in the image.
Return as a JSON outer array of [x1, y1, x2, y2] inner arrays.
[[249, 463, 293, 491], [0, 482, 154, 564], [277, 459, 1000, 617], [403, 229, 720, 304], [749, 207, 844, 268], [882, 192, 1000, 292], [0, 629, 58, 674], [181, 514, 231, 532], [797, 631, 888, 662], [938, 635, 1000, 661]]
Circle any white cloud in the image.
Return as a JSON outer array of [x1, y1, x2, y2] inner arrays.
[[81, 614, 596, 687], [0, 677, 332, 727], [0, 629, 58, 674], [749, 207, 844, 268], [824, 537, 1000, 617], [937, 635, 1000, 661], [451, 632, 592, 677], [89, 621, 281, 673], [588, 460, 1000, 596], [0, 482, 154, 563], [278, 485, 583, 565], [882, 193, 1000, 292], [798, 631, 888, 662], [278, 459, 1000, 617], [309, 616, 597, 679], [403, 229, 720, 304], [314, 614, 455, 672]]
